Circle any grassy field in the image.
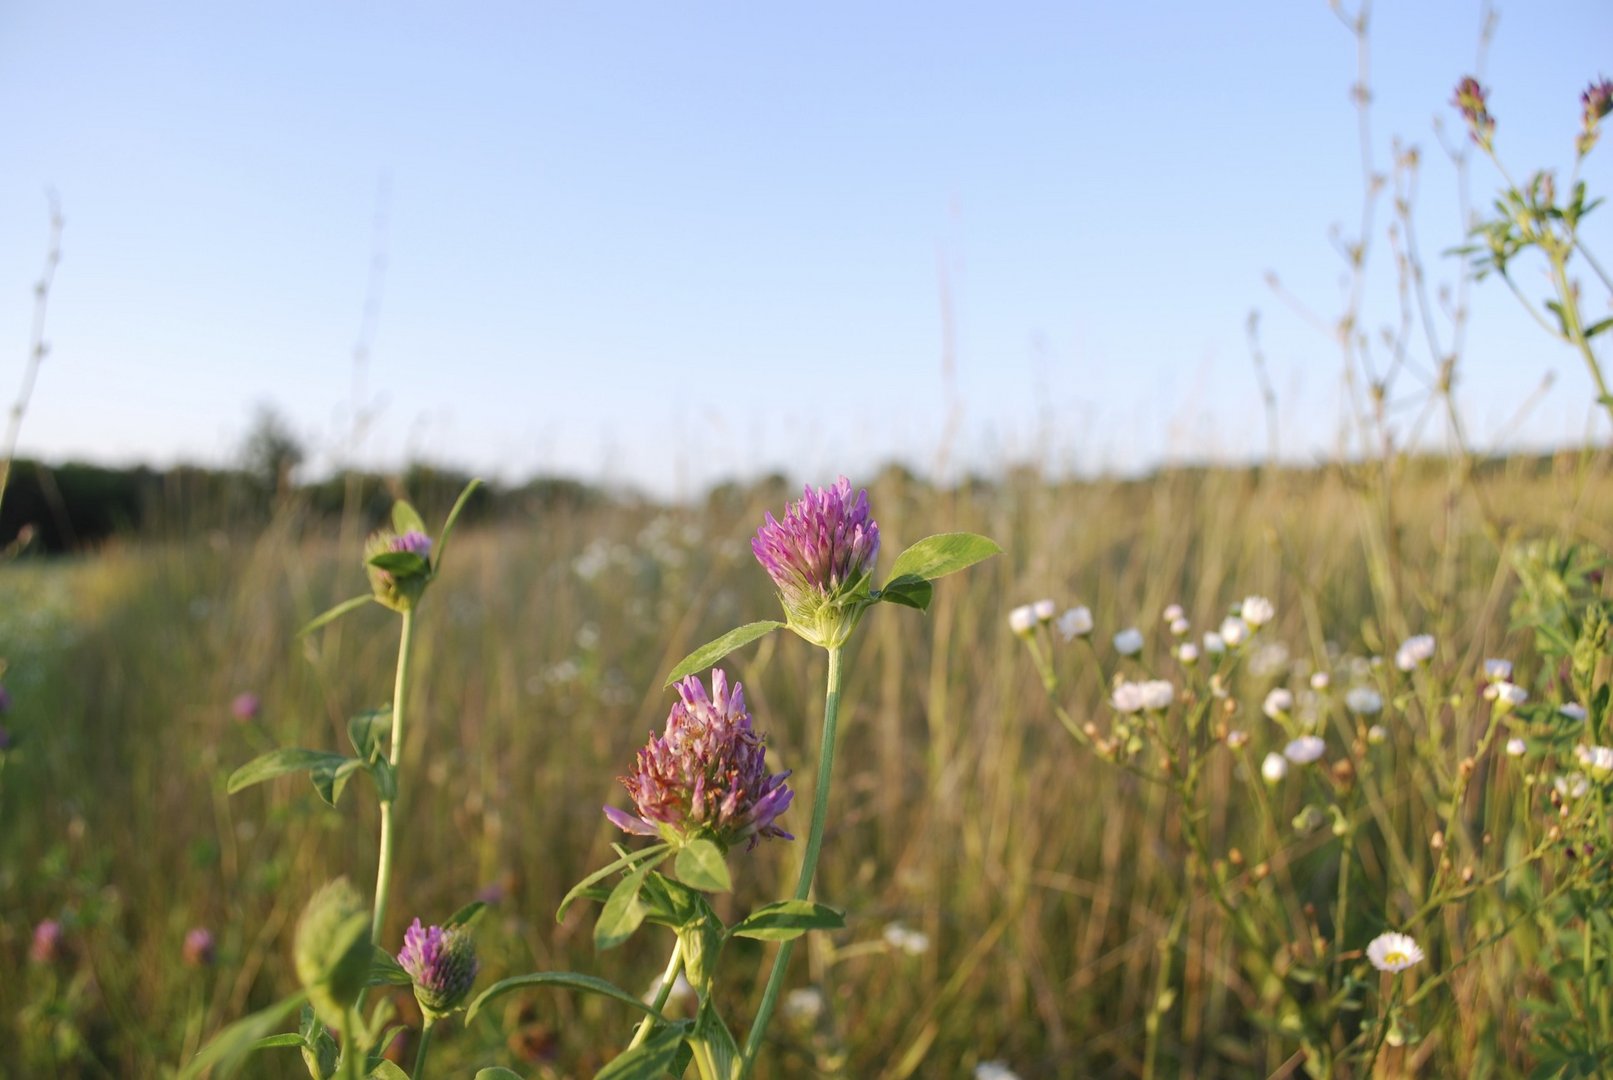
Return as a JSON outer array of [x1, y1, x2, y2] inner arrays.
[[2, 452, 1611, 1078]]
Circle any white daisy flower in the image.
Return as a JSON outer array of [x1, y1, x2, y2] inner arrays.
[[783, 986, 825, 1023], [1162, 603, 1185, 623], [1560, 702, 1589, 723], [1284, 735, 1326, 764], [1483, 681, 1528, 715], [1178, 642, 1200, 665], [1505, 737, 1527, 757], [1112, 682, 1145, 714], [882, 922, 931, 956], [1203, 631, 1227, 656], [1395, 634, 1435, 672], [1138, 680, 1175, 711], [1574, 744, 1613, 778], [1366, 932, 1425, 973], [1346, 686, 1384, 716], [1483, 658, 1513, 683], [1057, 606, 1093, 641], [975, 1063, 1022, 1080], [1008, 605, 1037, 636], [1240, 595, 1275, 628], [1556, 773, 1591, 800], [1219, 616, 1249, 648], [1310, 671, 1331, 691], [1261, 751, 1289, 783], [1263, 688, 1294, 720], [1169, 616, 1191, 637], [1032, 598, 1057, 622], [1113, 627, 1144, 656]]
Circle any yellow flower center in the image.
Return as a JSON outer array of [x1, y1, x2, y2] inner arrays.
[[1384, 950, 1408, 966]]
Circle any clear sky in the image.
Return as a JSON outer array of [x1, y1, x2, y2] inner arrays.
[[1, 1, 1609, 497]]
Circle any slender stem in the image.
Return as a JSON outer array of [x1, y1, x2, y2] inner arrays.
[[372, 608, 418, 945], [339, 1006, 364, 1080], [628, 938, 686, 1051], [740, 645, 844, 1076], [412, 1017, 435, 1079]]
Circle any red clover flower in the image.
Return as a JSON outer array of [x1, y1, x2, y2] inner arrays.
[[605, 669, 794, 851], [398, 918, 479, 1017], [365, 528, 434, 612], [752, 477, 880, 649]]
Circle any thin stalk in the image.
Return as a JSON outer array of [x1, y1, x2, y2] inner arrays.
[[412, 1017, 436, 1078], [339, 1007, 364, 1080], [372, 608, 418, 945], [740, 645, 844, 1076], [628, 939, 685, 1051]]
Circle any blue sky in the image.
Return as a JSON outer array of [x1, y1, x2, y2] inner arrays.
[[1, 1, 1609, 496]]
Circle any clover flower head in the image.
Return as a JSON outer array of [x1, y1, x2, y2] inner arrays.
[[1574, 744, 1613, 778], [1395, 634, 1435, 672], [605, 669, 793, 850], [183, 927, 216, 967], [1453, 76, 1495, 145], [1346, 686, 1384, 716], [1367, 931, 1425, 973], [1505, 737, 1527, 758], [752, 477, 879, 649], [398, 919, 479, 1017], [1008, 605, 1038, 637], [30, 919, 63, 965], [1113, 627, 1144, 656], [1284, 735, 1326, 765], [1261, 752, 1289, 783], [231, 692, 261, 722], [1240, 595, 1274, 628], [364, 528, 434, 612], [1583, 77, 1613, 151], [1263, 688, 1294, 720], [1057, 606, 1093, 641], [1219, 616, 1249, 648]]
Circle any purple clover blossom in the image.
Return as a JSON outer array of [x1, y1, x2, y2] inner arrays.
[[1453, 76, 1495, 146], [752, 477, 880, 649], [230, 692, 261, 722], [390, 530, 434, 560], [364, 528, 434, 612], [183, 927, 216, 967], [398, 918, 478, 1016], [30, 919, 62, 965], [605, 669, 794, 851]]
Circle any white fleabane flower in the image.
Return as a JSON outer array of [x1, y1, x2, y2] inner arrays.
[[1008, 605, 1037, 636], [1556, 773, 1591, 800], [1367, 724, 1388, 745], [1505, 737, 1527, 757], [1178, 642, 1200, 665], [1219, 616, 1249, 648], [882, 922, 931, 956], [1395, 634, 1435, 672], [783, 987, 825, 1023], [1241, 595, 1275, 628], [1138, 680, 1175, 711], [1032, 598, 1056, 622], [1561, 702, 1589, 723], [1057, 606, 1094, 642], [1310, 671, 1331, 691], [975, 1063, 1022, 1080], [1483, 658, 1513, 683], [1483, 681, 1528, 715], [1113, 627, 1144, 656], [1225, 729, 1249, 750], [1346, 687, 1384, 716], [1574, 745, 1613, 778], [1284, 735, 1326, 764], [1366, 932, 1425, 973], [1261, 752, 1289, 783], [1263, 688, 1294, 720], [1169, 616, 1191, 637], [1163, 603, 1185, 623], [1204, 631, 1227, 656], [1112, 682, 1145, 714]]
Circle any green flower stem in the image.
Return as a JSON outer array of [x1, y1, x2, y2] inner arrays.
[[339, 1006, 364, 1080], [740, 644, 844, 1077], [628, 938, 685, 1051], [412, 1017, 436, 1079], [372, 607, 418, 946]]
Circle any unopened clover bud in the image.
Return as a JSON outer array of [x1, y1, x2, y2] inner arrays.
[[30, 919, 63, 965], [365, 528, 434, 613], [399, 918, 480, 1018], [1008, 605, 1037, 637], [1082, 722, 1099, 739], [1548, 825, 1562, 843], [294, 878, 372, 1026]]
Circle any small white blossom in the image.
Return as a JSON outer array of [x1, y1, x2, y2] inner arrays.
[[1556, 773, 1591, 800], [1367, 724, 1388, 745], [1248, 642, 1290, 677], [1113, 627, 1144, 656], [1032, 598, 1057, 622], [1366, 932, 1425, 973], [1112, 682, 1144, 714], [1505, 737, 1527, 757], [1346, 686, 1384, 716], [1203, 631, 1227, 656], [1284, 735, 1326, 764], [1261, 752, 1289, 783], [1219, 616, 1249, 648], [783, 987, 825, 1023], [1561, 702, 1589, 723], [1263, 688, 1294, 720], [1395, 634, 1436, 672], [1138, 680, 1175, 711], [975, 1063, 1023, 1080], [1225, 729, 1249, 750], [1310, 671, 1331, 691], [1163, 603, 1185, 623], [644, 972, 696, 1010], [1483, 658, 1513, 683], [1483, 681, 1528, 715], [1241, 595, 1275, 628], [1057, 606, 1094, 641], [882, 922, 931, 956], [1008, 605, 1038, 636], [1574, 744, 1613, 778], [1169, 616, 1191, 637], [1178, 642, 1200, 665]]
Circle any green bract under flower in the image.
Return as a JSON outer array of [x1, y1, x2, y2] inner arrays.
[[365, 528, 433, 612]]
